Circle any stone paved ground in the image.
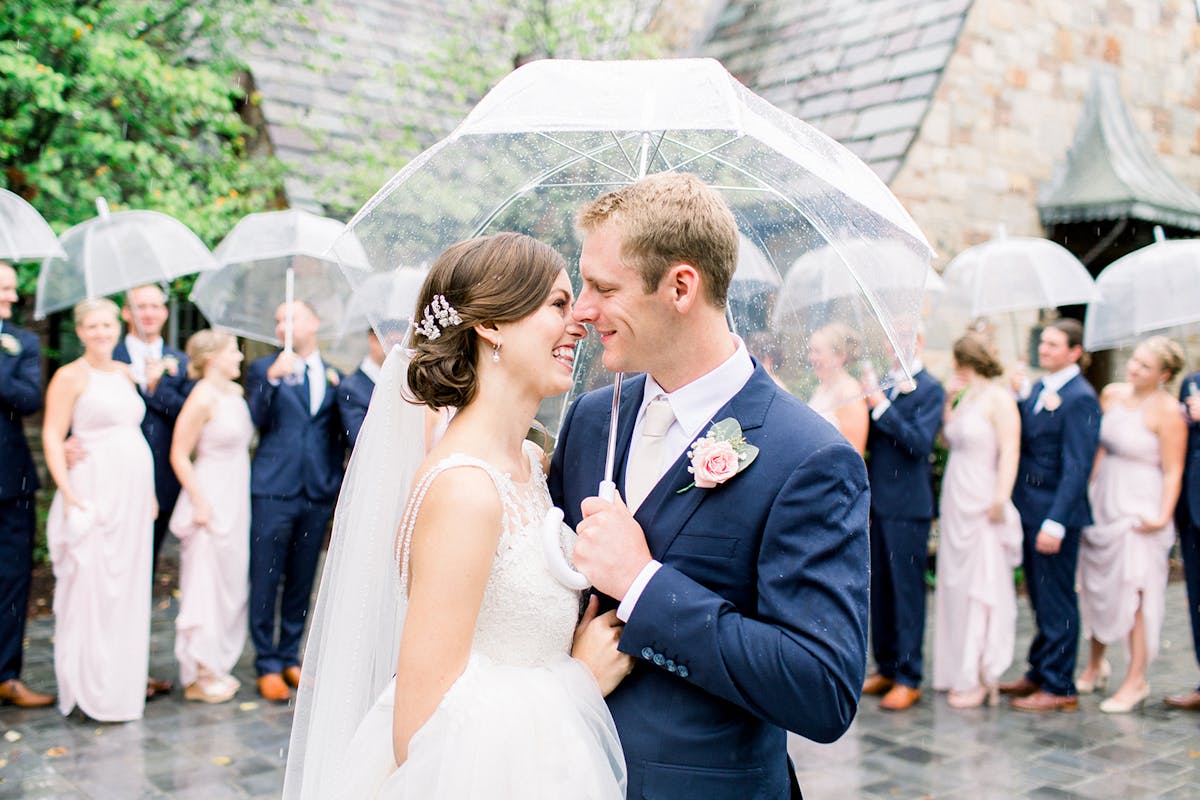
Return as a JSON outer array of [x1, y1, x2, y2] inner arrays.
[[4, 568, 1200, 798]]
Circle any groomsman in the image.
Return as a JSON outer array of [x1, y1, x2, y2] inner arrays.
[[247, 300, 345, 701], [0, 261, 53, 707], [113, 284, 192, 575], [861, 334, 944, 711], [1166, 371, 1200, 710], [1001, 318, 1100, 711], [338, 330, 385, 449]]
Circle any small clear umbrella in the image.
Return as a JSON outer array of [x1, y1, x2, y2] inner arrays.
[[34, 198, 216, 321], [937, 231, 1098, 358], [191, 209, 369, 348], [0, 188, 66, 262], [1084, 226, 1200, 351]]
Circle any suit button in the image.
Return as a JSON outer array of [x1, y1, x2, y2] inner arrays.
[[652, 653, 665, 666], [641, 647, 654, 660], [665, 660, 675, 672], [677, 665, 689, 678]]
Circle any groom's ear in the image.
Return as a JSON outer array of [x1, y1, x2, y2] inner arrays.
[[663, 263, 701, 313]]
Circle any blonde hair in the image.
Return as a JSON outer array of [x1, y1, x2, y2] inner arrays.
[[185, 329, 237, 379], [577, 172, 738, 308], [1138, 335, 1185, 381], [73, 297, 120, 327]]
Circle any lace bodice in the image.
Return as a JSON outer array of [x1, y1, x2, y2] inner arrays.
[[396, 441, 581, 667]]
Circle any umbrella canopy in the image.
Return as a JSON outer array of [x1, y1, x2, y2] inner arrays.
[[336, 58, 934, 436], [1084, 228, 1200, 351], [191, 209, 369, 346], [941, 235, 1098, 316], [0, 188, 65, 262], [35, 198, 216, 319]]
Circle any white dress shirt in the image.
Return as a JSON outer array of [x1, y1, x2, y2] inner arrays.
[[305, 352, 326, 415], [617, 337, 755, 621], [359, 356, 382, 385], [123, 334, 164, 389], [870, 357, 924, 420]]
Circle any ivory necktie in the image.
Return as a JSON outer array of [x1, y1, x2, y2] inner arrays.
[[308, 361, 325, 415], [625, 395, 676, 513]]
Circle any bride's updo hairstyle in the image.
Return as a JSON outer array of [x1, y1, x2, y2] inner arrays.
[[407, 232, 566, 410]]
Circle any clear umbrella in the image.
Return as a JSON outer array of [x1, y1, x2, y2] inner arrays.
[[0, 188, 66, 262], [1084, 226, 1200, 351], [337, 58, 932, 433], [34, 198, 216, 321], [190, 209, 369, 348], [936, 231, 1098, 358]]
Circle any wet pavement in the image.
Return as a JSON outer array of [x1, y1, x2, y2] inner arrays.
[[3, 573, 1199, 798]]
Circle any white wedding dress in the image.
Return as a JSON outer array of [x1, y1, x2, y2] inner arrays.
[[336, 443, 625, 798]]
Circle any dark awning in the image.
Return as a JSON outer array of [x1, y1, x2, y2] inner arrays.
[[1038, 67, 1200, 232]]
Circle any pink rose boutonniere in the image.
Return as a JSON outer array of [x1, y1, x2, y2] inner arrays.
[[677, 418, 759, 493], [1040, 388, 1061, 412], [0, 333, 21, 356], [325, 367, 340, 387], [161, 355, 180, 376]]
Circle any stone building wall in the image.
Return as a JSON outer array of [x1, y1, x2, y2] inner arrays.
[[892, 0, 1200, 264]]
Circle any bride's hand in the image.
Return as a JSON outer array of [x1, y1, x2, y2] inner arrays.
[[571, 595, 634, 696]]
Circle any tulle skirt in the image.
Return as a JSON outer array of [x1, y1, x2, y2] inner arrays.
[[335, 652, 625, 799]]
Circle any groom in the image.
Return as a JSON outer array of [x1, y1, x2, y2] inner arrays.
[[551, 173, 869, 798]]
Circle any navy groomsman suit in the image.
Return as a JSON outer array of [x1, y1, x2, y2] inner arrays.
[[1011, 367, 1100, 697], [0, 322, 41, 687], [247, 352, 345, 677], [337, 360, 379, 450], [865, 365, 944, 692], [1176, 372, 1200, 693], [113, 335, 192, 571]]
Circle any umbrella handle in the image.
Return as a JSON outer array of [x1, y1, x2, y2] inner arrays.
[[541, 507, 591, 590]]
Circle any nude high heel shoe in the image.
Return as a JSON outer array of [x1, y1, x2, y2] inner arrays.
[[947, 684, 999, 709], [1099, 684, 1151, 714], [1076, 660, 1110, 694]]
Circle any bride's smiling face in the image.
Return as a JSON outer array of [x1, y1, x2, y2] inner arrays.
[[495, 270, 586, 399]]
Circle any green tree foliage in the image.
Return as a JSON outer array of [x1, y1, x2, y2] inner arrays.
[[0, 0, 298, 296]]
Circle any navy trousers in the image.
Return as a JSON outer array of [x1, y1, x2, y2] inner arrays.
[[249, 495, 333, 676], [1179, 516, 1200, 692], [868, 514, 931, 687], [1020, 520, 1081, 696], [151, 482, 182, 580], [0, 496, 35, 683]]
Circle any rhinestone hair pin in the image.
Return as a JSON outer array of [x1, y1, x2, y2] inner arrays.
[[413, 294, 462, 340]]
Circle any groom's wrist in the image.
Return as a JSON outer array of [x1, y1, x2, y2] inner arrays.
[[617, 560, 662, 622]]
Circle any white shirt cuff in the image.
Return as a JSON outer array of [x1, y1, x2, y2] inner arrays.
[[1017, 378, 1032, 401], [1040, 519, 1065, 540], [616, 560, 663, 622], [871, 398, 891, 420]]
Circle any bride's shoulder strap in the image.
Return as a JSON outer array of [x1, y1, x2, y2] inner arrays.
[[395, 453, 514, 593]]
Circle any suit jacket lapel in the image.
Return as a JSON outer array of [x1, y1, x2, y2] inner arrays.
[[611, 375, 644, 499], [636, 366, 775, 557]]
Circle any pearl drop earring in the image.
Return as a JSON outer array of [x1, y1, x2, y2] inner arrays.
[[492, 342, 501, 362]]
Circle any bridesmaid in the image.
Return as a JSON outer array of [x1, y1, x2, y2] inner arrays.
[[169, 330, 253, 703], [1077, 336, 1187, 713], [42, 298, 155, 722], [933, 332, 1023, 708], [807, 322, 868, 455]]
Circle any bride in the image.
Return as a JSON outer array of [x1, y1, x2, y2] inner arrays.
[[283, 232, 630, 798]]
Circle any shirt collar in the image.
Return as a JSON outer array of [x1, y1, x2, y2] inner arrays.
[[304, 351, 324, 372], [1041, 363, 1080, 394], [359, 357, 382, 384], [124, 334, 163, 359], [639, 336, 755, 439], [889, 357, 923, 382]]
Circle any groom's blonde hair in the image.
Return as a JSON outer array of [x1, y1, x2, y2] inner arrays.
[[577, 173, 738, 309]]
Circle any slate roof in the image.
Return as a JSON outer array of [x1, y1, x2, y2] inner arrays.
[[697, 0, 975, 183], [1038, 67, 1200, 232]]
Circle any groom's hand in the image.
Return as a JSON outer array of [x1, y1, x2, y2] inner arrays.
[[575, 492, 652, 601]]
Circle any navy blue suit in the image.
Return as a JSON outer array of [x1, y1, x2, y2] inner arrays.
[[112, 339, 193, 572], [1011, 373, 1100, 696], [550, 366, 869, 800], [246, 353, 345, 675], [865, 368, 944, 688], [0, 324, 41, 683], [1175, 372, 1200, 690], [337, 367, 375, 450]]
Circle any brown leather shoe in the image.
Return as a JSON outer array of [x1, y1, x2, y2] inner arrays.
[[998, 677, 1040, 697], [283, 665, 301, 688], [258, 673, 291, 702], [880, 685, 922, 711], [1010, 690, 1078, 712], [1163, 690, 1200, 710], [145, 677, 174, 699], [862, 673, 895, 696], [0, 679, 55, 708]]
